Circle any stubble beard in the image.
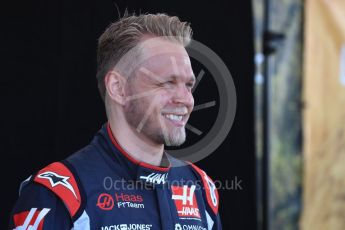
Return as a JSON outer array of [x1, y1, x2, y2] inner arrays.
[[124, 95, 187, 147]]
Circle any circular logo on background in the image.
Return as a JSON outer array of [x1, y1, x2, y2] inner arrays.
[[167, 39, 236, 163], [115, 37, 236, 164]]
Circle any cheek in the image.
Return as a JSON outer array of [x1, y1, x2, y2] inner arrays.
[[154, 96, 171, 115], [156, 90, 171, 102], [188, 96, 194, 114]]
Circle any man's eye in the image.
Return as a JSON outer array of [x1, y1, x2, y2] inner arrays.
[[186, 82, 194, 88], [164, 81, 174, 86]]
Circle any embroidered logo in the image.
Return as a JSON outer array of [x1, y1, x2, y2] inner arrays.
[[13, 208, 50, 230], [171, 185, 200, 219], [38, 171, 77, 199], [139, 172, 168, 184]]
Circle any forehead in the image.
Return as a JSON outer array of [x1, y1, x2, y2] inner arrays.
[[136, 38, 193, 79]]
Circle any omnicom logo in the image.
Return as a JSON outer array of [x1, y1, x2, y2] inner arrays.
[[101, 224, 152, 230], [174, 223, 207, 230]]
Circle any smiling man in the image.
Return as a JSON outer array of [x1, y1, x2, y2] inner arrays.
[[9, 13, 222, 230], [106, 36, 195, 165]]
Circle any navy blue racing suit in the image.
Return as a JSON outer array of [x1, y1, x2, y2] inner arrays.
[[9, 123, 222, 230]]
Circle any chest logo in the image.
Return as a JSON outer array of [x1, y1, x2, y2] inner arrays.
[[171, 185, 201, 219], [115, 193, 145, 209], [140, 172, 168, 184], [97, 193, 115, 210]]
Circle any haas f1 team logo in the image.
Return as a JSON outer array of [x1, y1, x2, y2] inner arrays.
[[97, 193, 145, 211], [139, 172, 168, 185], [13, 208, 50, 230], [171, 185, 200, 219], [97, 193, 115, 210]]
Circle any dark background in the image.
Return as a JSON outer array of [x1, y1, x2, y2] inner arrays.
[[1, 0, 256, 229]]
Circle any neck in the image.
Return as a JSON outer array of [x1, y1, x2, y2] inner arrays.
[[108, 119, 164, 167]]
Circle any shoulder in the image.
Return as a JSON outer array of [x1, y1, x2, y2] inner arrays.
[[10, 174, 74, 229], [187, 162, 220, 215], [31, 161, 85, 219]]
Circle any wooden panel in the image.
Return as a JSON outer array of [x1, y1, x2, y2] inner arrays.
[[302, 0, 345, 229]]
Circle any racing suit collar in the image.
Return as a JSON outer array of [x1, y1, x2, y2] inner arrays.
[[105, 123, 171, 186]]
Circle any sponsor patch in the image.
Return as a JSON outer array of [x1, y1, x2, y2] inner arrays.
[[97, 193, 115, 211], [37, 171, 77, 199], [175, 223, 207, 230], [97, 193, 145, 210], [33, 162, 81, 217], [171, 185, 200, 219], [115, 193, 145, 209], [139, 172, 168, 185], [101, 223, 152, 230], [13, 208, 50, 230]]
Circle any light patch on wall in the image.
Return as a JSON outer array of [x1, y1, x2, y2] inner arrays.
[[340, 43, 345, 86]]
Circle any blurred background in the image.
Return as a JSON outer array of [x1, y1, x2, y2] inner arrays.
[[254, 0, 345, 229], [1, 0, 345, 229]]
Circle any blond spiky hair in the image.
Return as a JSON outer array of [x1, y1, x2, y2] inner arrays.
[[96, 12, 193, 102]]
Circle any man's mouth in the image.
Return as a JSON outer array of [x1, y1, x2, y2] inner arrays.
[[164, 114, 183, 121], [161, 107, 189, 126], [162, 113, 187, 126]]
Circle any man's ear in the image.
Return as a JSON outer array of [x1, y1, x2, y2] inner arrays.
[[104, 71, 127, 105]]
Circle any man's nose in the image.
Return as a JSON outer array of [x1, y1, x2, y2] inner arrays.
[[172, 84, 194, 108]]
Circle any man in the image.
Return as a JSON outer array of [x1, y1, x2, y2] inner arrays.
[[9, 13, 222, 230]]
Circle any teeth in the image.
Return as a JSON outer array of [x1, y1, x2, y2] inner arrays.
[[164, 114, 183, 121]]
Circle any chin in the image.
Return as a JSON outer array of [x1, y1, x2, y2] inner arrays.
[[164, 129, 186, 147]]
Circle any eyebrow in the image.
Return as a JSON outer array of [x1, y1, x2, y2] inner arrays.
[[166, 75, 196, 82]]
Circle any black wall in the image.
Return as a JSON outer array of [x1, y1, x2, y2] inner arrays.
[[1, 0, 256, 229]]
